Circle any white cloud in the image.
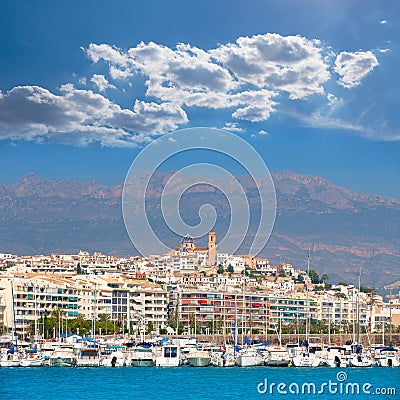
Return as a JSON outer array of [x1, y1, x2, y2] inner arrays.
[[222, 122, 244, 133], [299, 110, 369, 133], [0, 32, 385, 147], [327, 93, 342, 106], [90, 74, 116, 92], [84, 33, 329, 122], [0, 85, 187, 147], [334, 51, 379, 88], [84, 44, 130, 66], [258, 130, 268, 135], [210, 33, 330, 99], [380, 19, 388, 25]]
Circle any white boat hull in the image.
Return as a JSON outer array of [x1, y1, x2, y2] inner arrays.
[[154, 346, 181, 367], [264, 348, 291, 367], [236, 352, 263, 367], [20, 357, 45, 367], [292, 354, 321, 367], [0, 359, 20, 367], [130, 348, 154, 367], [210, 352, 236, 367], [101, 351, 126, 367], [349, 355, 373, 367], [188, 356, 211, 367], [50, 357, 76, 367], [375, 357, 399, 367]]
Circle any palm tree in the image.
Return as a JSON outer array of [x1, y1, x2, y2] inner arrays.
[[51, 307, 64, 338], [74, 313, 85, 335], [98, 313, 111, 335]]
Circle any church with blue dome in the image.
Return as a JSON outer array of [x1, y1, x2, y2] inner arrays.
[[173, 232, 217, 266]]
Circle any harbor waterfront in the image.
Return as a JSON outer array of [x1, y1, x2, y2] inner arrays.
[[1, 366, 399, 400]]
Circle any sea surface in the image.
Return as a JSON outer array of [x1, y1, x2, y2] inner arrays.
[[1, 367, 399, 400]]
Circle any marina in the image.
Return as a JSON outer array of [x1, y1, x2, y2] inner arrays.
[[1, 333, 400, 370], [1, 363, 399, 400]]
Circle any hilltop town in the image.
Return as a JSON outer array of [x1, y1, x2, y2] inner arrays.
[[1, 232, 399, 341]]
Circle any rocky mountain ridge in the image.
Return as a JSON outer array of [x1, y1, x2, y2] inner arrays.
[[1, 171, 399, 290]]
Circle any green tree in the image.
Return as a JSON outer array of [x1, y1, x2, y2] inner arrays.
[[217, 265, 225, 274], [227, 264, 234, 274], [321, 274, 329, 284], [360, 285, 374, 293], [76, 263, 82, 275], [147, 321, 154, 334], [308, 269, 322, 284]]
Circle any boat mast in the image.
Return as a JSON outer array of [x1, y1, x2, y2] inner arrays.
[[242, 271, 245, 345], [176, 291, 180, 337], [357, 267, 362, 345], [265, 296, 268, 343], [389, 288, 393, 346], [194, 306, 197, 339], [234, 294, 237, 358], [34, 282, 38, 340], [11, 280, 18, 351], [328, 311, 331, 345], [222, 288, 226, 345], [92, 283, 97, 340], [305, 247, 311, 343]]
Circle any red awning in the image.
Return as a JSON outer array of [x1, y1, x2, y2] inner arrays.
[[199, 299, 208, 305], [252, 302, 261, 307], [182, 299, 191, 305]]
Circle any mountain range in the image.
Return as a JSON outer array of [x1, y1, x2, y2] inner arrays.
[[1, 171, 399, 292]]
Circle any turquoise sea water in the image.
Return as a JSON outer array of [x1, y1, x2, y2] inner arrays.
[[1, 367, 399, 400]]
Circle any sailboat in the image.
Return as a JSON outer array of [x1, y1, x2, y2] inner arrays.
[[236, 336, 264, 367], [19, 344, 45, 367], [1, 282, 21, 367], [264, 316, 290, 367], [349, 267, 372, 367], [0, 343, 20, 367], [292, 249, 322, 367]]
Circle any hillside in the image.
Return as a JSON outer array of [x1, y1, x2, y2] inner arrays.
[[0, 171, 399, 290]]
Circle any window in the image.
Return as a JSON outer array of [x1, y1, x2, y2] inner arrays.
[[164, 347, 177, 358]]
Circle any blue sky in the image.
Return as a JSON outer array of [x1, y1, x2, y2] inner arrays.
[[1, 0, 399, 198]]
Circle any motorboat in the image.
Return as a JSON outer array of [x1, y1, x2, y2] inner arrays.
[[154, 345, 181, 367], [371, 345, 399, 367], [130, 346, 154, 367], [101, 345, 126, 367], [187, 348, 211, 367], [324, 345, 351, 368], [264, 346, 291, 367], [49, 345, 77, 367], [76, 346, 101, 367]]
